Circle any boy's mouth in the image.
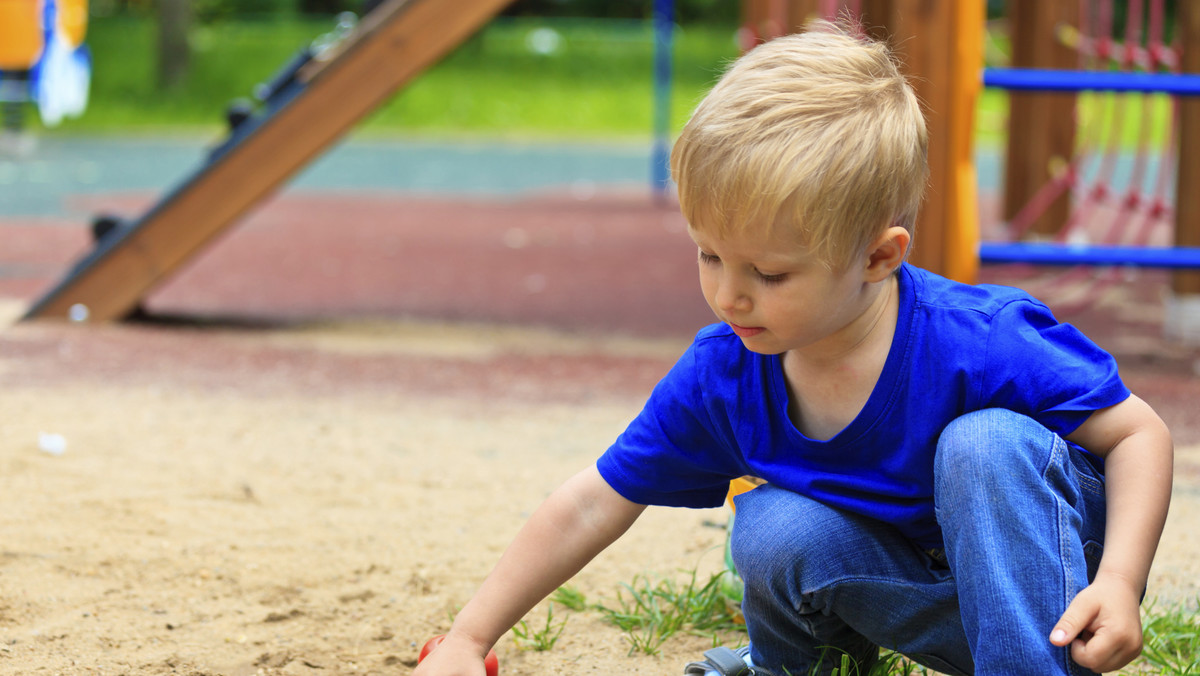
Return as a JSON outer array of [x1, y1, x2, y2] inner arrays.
[[727, 322, 765, 338]]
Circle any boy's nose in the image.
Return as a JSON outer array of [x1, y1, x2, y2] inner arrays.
[[715, 278, 751, 313]]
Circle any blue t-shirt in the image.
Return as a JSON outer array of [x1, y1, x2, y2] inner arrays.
[[596, 264, 1130, 549]]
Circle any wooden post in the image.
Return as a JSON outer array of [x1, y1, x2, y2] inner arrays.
[[1175, 0, 1200, 296], [1003, 0, 1079, 238], [859, 0, 982, 283], [1167, 0, 1200, 342], [742, 0, 790, 46], [785, 0, 822, 32], [742, 1, 848, 46]]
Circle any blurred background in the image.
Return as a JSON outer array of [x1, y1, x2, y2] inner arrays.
[[1, 0, 1193, 335], [7, 0, 748, 139]]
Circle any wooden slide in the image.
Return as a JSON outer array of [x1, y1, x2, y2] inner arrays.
[[23, 0, 514, 322]]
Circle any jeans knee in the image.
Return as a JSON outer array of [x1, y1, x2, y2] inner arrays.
[[729, 486, 828, 592], [934, 409, 1067, 525], [935, 409, 1045, 487], [730, 485, 873, 596], [729, 487, 788, 587]]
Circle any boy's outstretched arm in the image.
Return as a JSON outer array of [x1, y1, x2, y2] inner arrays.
[[1054, 393, 1173, 673], [412, 464, 647, 676]]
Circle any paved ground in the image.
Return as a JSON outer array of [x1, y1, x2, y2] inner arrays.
[[2, 134, 1197, 445], [0, 134, 662, 219]]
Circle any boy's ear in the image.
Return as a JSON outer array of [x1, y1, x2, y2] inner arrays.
[[864, 225, 911, 282]]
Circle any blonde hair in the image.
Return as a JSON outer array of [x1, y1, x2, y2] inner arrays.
[[670, 20, 928, 270]]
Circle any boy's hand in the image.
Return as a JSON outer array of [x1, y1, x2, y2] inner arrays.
[[411, 632, 492, 676], [1049, 573, 1144, 673]]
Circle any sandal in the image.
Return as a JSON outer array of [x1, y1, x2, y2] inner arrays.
[[683, 646, 779, 676]]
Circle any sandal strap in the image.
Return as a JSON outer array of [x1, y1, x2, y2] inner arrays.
[[705, 647, 754, 675], [682, 646, 752, 676]]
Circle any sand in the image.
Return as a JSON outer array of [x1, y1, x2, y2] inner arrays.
[[0, 305, 1197, 676]]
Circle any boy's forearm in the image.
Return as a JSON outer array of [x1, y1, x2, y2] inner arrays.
[[1094, 432, 1172, 590], [444, 464, 646, 652], [1068, 395, 1173, 591]]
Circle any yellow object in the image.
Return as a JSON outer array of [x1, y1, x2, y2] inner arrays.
[[57, 0, 87, 47], [0, 0, 44, 70], [725, 476, 763, 512]]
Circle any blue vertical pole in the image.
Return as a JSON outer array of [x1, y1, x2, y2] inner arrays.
[[652, 0, 674, 201]]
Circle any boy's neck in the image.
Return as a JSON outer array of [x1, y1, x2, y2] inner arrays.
[[788, 273, 899, 370], [781, 274, 899, 441]]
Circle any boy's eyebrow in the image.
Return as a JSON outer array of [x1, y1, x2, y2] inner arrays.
[[684, 226, 710, 248], [686, 229, 811, 268]]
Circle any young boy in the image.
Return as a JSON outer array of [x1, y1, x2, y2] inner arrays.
[[412, 21, 1173, 676]]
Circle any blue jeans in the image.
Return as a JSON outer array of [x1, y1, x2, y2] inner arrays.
[[730, 409, 1108, 676]]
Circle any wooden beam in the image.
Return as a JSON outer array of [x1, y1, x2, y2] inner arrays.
[[1003, 0, 1078, 238], [1175, 0, 1200, 295], [24, 0, 514, 322], [864, 0, 981, 283]]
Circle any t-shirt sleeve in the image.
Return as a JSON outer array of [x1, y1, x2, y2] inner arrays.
[[596, 341, 744, 508], [979, 299, 1130, 437]]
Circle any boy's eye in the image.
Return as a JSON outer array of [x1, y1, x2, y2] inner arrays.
[[757, 271, 788, 285], [698, 251, 720, 265]]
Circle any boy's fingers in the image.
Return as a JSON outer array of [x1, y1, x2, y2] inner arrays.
[[1071, 638, 1100, 670], [1077, 616, 1145, 673], [1071, 633, 1130, 673], [1049, 626, 1074, 646], [1055, 596, 1144, 673], [1050, 594, 1100, 646]]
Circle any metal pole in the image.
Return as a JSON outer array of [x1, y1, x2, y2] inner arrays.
[[985, 67, 1200, 95], [652, 0, 674, 201]]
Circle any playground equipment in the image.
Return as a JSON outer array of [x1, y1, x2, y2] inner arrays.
[[979, 0, 1200, 339], [25, 0, 1200, 330], [0, 0, 91, 136], [980, 1, 1200, 270], [743, 0, 1200, 338], [22, 0, 515, 322]]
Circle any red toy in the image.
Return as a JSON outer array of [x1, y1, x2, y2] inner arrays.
[[418, 634, 499, 676]]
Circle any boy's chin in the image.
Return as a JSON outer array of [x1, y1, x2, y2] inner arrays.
[[737, 337, 786, 356]]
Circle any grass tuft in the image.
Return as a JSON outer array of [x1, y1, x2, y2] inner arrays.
[[578, 568, 1199, 674], [511, 602, 569, 652], [592, 567, 744, 656], [550, 585, 590, 612], [1129, 598, 1200, 675]]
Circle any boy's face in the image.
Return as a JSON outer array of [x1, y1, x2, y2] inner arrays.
[[688, 224, 876, 357]]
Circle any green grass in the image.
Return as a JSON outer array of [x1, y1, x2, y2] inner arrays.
[[545, 570, 1199, 675], [511, 602, 569, 652], [46, 15, 739, 139], [34, 13, 1176, 152], [1131, 598, 1200, 675], [594, 569, 744, 657]]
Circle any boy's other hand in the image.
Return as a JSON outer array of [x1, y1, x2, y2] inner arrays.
[[1049, 573, 1145, 673], [411, 632, 492, 676]]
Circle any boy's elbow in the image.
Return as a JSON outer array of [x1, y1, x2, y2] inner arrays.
[[1067, 394, 1173, 460], [559, 465, 646, 539], [1126, 394, 1174, 457]]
